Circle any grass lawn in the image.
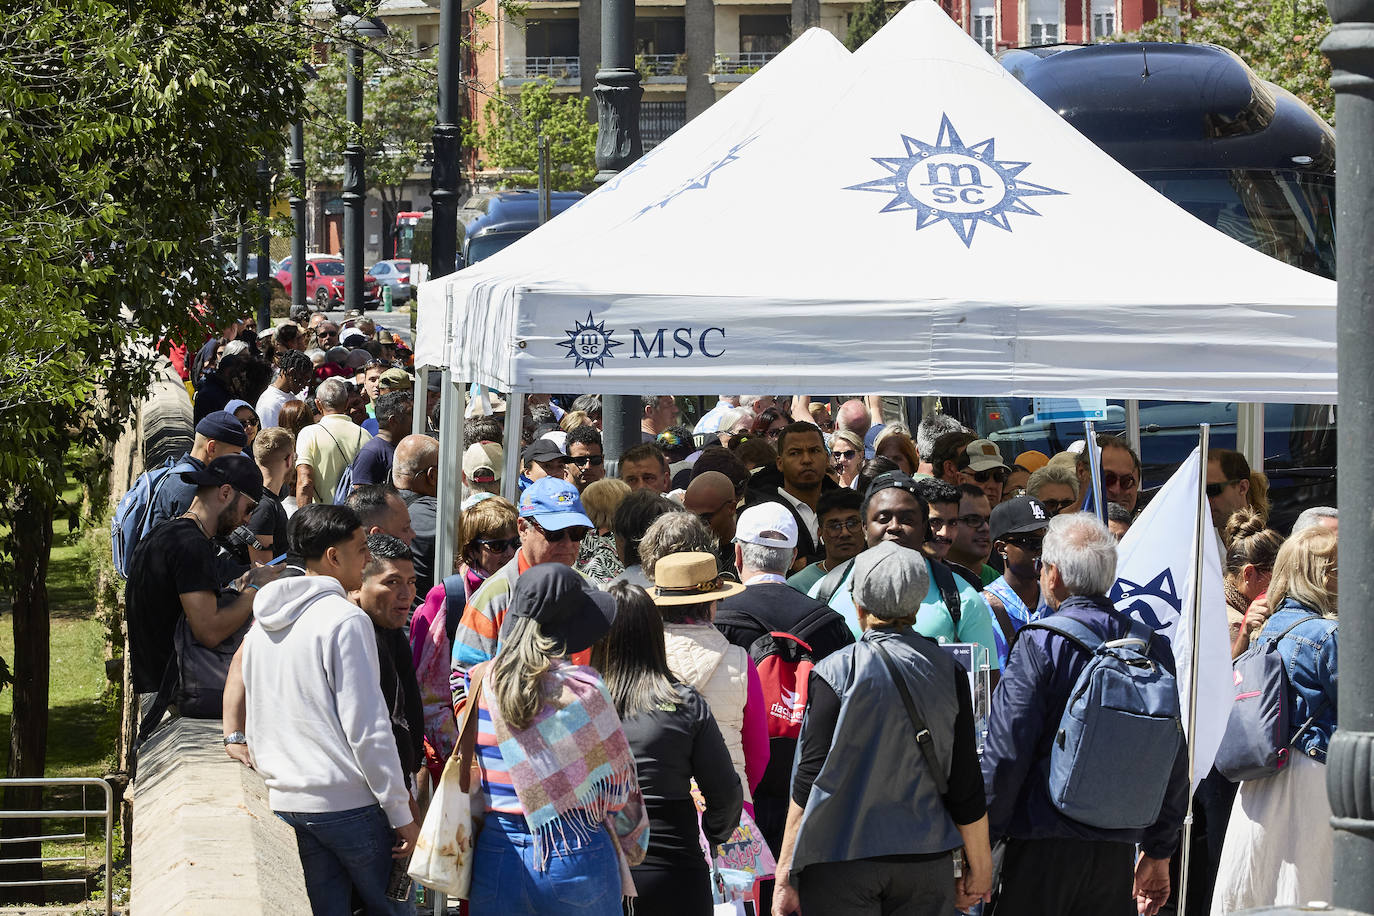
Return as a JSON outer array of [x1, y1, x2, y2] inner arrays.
[[0, 486, 122, 906]]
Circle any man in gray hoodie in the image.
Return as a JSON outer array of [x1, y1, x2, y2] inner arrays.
[[239, 504, 418, 915]]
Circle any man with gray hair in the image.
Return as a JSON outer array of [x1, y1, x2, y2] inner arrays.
[[1292, 505, 1338, 535], [916, 413, 970, 476], [981, 513, 1188, 916], [636, 511, 720, 582], [772, 539, 991, 916], [714, 502, 853, 855], [295, 377, 371, 506]]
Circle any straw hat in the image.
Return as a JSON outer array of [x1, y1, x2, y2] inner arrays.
[[650, 552, 746, 606]]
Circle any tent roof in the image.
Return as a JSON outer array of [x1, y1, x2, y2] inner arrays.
[[417, 1, 1336, 403]]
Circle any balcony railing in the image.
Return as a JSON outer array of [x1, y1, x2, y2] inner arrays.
[[636, 53, 688, 77], [709, 51, 779, 75], [503, 56, 581, 79]]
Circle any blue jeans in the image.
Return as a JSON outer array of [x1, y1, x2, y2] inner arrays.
[[467, 811, 621, 915], [276, 804, 411, 916]]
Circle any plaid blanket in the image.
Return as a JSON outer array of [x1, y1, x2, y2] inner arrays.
[[486, 660, 648, 870]]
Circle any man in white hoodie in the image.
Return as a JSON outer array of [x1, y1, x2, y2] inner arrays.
[[240, 503, 418, 915]]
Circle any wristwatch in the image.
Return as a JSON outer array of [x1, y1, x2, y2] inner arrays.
[[223, 731, 248, 746]]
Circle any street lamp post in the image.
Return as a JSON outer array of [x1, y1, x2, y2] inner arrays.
[[594, 0, 645, 464], [341, 14, 387, 314], [256, 158, 271, 329], [430, 0, 462, 279]]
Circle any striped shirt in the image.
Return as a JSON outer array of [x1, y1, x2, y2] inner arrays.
[[475, 692, 523, 815]]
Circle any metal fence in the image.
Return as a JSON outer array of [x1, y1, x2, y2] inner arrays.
[[0, 777, 114, 915], [637, 53, 683, 76], [504, 56, 581, 79], [710, 51, 779, 74]]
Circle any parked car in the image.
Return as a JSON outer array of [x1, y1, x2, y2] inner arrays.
[[275, 254, 379, 311], [367, 259, 411, 302]]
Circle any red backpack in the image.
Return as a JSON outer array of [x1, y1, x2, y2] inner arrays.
[[736, 606, 835, 741]]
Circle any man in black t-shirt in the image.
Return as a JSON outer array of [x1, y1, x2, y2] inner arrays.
[[125, 454, 281, 698]]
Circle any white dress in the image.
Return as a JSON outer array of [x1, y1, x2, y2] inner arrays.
[[1210, 753, 1332, 913]]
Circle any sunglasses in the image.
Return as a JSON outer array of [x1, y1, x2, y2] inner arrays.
[[239, 415, 260, 428], [476, 536, 519, 553], [1104, 470, 1138, 490], [569, 455, 605, 467], [1205, 479, 1242, 498], [1005, 535, 1044, 551], [832, 449, 858, 461], [531, 520, 589, 543], [969, 467, 1009, 484], [1039, 498, 1075, 513]]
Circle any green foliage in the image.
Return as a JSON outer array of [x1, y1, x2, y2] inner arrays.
[[847, 0, 902, 50], [1120, 0, 1333, 123], [466, 79, 598, 191], [304, 38, 438, 241], [0, 0, 308, 530]]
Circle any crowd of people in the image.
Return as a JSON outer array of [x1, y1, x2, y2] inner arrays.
[[120, 326, 1341, 916]]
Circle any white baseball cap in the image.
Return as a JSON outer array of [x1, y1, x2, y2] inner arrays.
[[734, 503, 798, 549]]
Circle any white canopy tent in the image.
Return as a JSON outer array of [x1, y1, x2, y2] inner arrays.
[[414, 0, 1337, 572]]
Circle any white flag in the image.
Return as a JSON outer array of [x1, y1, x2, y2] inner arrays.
[[1110, 447, 1233, 792]]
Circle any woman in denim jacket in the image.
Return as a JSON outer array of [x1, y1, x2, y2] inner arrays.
[[1213, 526, 1339, 914]]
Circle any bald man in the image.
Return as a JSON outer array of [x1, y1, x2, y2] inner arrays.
[[684, 471, 739, 572], [392, 435, 439, 595]]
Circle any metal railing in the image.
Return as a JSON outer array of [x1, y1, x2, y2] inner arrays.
[[710, 51, 779, 74], [0, 777, 113, 915], [637, 52, 685, 76], [503, 56, 581, 79]]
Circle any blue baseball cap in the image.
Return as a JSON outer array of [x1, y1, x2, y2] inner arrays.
[[519, 477, 594, 531]]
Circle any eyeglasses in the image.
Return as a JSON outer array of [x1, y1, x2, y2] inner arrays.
[[822, 517, 863, 535], [530, 520, 589, 543], [1205, 479, 1242, 498], [569, 455, 605, 467], [364, 358, 398, 370], [1104, 470, 1138, 491], [476, 536, 519, 553], [969, 467, 1009, 484], [956, 514, 990, 529], [832, 449, 858, 461], [1039, 498, 1075, 513]]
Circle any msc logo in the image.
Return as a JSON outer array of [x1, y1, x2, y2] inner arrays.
[[846, 113, 1066, 247], [558, 313, 726, 375]]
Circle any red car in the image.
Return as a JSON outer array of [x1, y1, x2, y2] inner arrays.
[[275, 255, 380, 311]]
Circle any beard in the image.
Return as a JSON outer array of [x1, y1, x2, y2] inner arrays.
[[216, 495, 245, 537]]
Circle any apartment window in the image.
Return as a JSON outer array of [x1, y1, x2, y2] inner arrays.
[[1027, 0, 1060, 45], [641, 102, 687, 151], [525, 19, 579, 58], [636, 18, 686, 55], [1091, 0, 1116, 39], [739, 15, 791, 55], [972, 13, 995, 52]]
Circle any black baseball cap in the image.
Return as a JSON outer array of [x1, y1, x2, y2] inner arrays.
[[507, 564, 616, 654], [194, 410, 247, 448], [179, 453, 267, 501], [990, 496, 1051, 542], [521, 439, 569, 465]]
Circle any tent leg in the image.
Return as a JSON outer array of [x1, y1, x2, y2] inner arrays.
[[433, 371, 465, 582], [412, 367, 429, 437], [1236, 403, 1264, 473], [502, 393, 524, 502]]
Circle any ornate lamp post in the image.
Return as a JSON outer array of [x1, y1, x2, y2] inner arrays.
[[340, 12, 388, 314], [430, 0, 462, 279]]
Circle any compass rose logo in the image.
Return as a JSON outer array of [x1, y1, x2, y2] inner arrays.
[[558, 313, 623, 375], [846, 114, 1065, 247], [635, 135, 757, 219]]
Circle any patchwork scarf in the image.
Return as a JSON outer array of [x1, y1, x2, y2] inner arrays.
[[486, 660, 647, 869]]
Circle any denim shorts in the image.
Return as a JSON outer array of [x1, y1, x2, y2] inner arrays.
[[467, 811, 621, 915]]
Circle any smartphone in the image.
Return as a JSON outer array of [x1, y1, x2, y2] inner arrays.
[[268, 554, 288, 566]]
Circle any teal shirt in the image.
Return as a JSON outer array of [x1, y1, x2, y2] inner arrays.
[[787, 561, 827, 595], [807, 555, 1001, 669]]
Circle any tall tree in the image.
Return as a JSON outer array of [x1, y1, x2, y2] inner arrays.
[[846, 0, 902, 50], [466, 78, 599, 191], [1123, 0, 1333, 122], [305, 38, 438, 260], [0, 0, 306, 896]]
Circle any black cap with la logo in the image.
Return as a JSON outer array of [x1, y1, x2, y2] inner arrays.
[[990, 496, 1051, 543]]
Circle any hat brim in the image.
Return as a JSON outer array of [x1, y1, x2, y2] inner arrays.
[[966, 457, 1008, 472], [560, 587, 618, 655], [651, 577, 747, 606], [993, 518, 1050, 541], [528, 510, 594, 531], [178, 469, 267, 502]]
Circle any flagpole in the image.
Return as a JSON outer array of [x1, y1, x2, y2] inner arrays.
[[1176, 424, 1211, 916], [1083, 420, 1105, 522]]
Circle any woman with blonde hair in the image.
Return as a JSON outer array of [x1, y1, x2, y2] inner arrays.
[[577, 477, 632, 584], [1221, 507, 1284, 657], [829, 429, 864, 489], [560, 409, 593, 433], [873, 426, 919, 477], [1212, 525, 1338, 914], [466, 565, 647, 914]]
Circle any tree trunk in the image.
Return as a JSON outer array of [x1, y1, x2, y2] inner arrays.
[[0, 484, 53, 903]]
